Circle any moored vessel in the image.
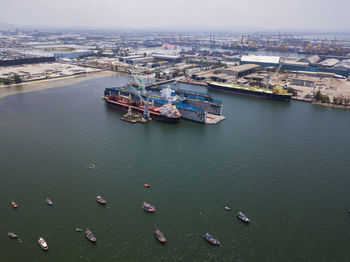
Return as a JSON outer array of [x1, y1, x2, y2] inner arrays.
[[38, 237, 48, 251], [46, 198, 53, 205], [11, 201, 18, 208], [207, 81, 291, 102], [154, 228, 166, 243], [203, 233, 220, 246], [142, 202, 156, 213], [85, 228, 97, 243], [104, 94, 181, 123], [8, 232, 19, 239], [237, 211, 251, 223], [96, 195, 106, 205]]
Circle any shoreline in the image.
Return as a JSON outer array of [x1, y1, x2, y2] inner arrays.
[[0, 71, 117, 99]]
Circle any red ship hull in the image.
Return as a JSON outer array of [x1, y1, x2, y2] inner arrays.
[[105, 96, 181, 123]]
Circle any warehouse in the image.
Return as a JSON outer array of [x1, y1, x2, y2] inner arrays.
[[222, 64, 261, 77], [240, 55, 280, 67]]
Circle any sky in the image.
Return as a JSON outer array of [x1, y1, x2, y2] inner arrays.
[[1, 0, 349, 31]]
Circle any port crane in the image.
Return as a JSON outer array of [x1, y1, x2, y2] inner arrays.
[[130, 70, 150, 120], [265, 52, 290, 90]]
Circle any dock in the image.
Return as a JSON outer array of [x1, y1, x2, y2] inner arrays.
[[145, 79, 174, 88], [178, 79, 208, 87], [205, 114, 226, 124]]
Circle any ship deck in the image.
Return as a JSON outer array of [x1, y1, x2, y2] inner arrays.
[[205, 114, 226, 124]]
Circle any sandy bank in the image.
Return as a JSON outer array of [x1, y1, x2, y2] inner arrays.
[[0, 71, 117, 99]]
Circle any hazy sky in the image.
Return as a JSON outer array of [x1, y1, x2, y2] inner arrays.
[[1, 0, 349, 30]]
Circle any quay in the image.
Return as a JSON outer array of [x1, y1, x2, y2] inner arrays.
[[145, 79, 174, 88]]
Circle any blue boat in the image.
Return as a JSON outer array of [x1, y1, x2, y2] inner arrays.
[[142, 202, 156, 213], [237, 211, 251, 223], [203, 233, 220, 246]]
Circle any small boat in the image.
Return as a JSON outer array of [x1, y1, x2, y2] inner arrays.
[[8, 232, 18, 239], [154, 228, 166, 243], [96, 195, 106, 205], [11, 201, 18, 208], [75, 228, 83, 232], [237, 211, 251, 223], [121, 108, 139, 123], [203, 233, 220, 246], [142, 202, 156, 213], [144, 184, 151, 188], [88, 163, 96, 169], [85, 229, 96, 243], [224, 206, 231, 211], [46, 198, 53, 205], [38, 237, 48, 251]]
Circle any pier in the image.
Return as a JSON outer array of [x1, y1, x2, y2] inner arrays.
[[145, 79, 174, 88]]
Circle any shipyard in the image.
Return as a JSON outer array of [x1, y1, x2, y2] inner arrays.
[[1, 28, 350, 109]]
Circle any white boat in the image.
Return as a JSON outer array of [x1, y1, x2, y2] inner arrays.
[[38, 237, 48, 251]]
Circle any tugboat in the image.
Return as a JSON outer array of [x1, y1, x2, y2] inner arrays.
[[85, 229, 97, 243], [142, 202, 156, 213], [11, 201, 18, 208], [38, 237, 48, 251], [154, 228, 166, 243], [121, 107, 138, 123], [96, 195, 107, 205], [46, 198, 53, 206], [237, 211, 251, 223], [8, 232, 19, 239], [203, 233, 220, 246]]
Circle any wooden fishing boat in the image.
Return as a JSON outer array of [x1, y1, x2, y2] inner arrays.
[[144, 184, 151, 188], [11, 201, 18, 208], [8, 232, 18, 239], [38, 237, 48, 251], [96, 195, 106, 205], [46, 198, 53, 205], [142, 202, 156, 213], [154, 228, 166, 243], [203, 233, 220, 246], [237, 211, 251, 223], [85, 229, 96, 243]]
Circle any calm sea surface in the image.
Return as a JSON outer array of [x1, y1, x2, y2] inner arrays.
[[1, 73, 350, 261]]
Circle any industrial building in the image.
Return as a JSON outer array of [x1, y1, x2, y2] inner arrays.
[[124, 57, 154, 65], [222, 64, 261, 77], [54, 50, 93, 58], [240, 55, 280, 67]]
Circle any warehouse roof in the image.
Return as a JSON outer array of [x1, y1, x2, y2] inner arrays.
[[319, 58, 339, 67], [241, 55, 280, 64]]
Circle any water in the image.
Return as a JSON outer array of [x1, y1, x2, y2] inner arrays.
[[1, 74, 350, 261]]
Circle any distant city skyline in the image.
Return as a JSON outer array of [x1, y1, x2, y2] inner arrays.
[[1, 0, 349, 31]]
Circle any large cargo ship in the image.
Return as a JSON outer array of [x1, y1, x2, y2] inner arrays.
[[207, 81, 292, 102], [105, 86, 224, 124], [104, 92, 181, 123]]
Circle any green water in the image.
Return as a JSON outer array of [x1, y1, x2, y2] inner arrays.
[[1, 74, 350, 261]]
